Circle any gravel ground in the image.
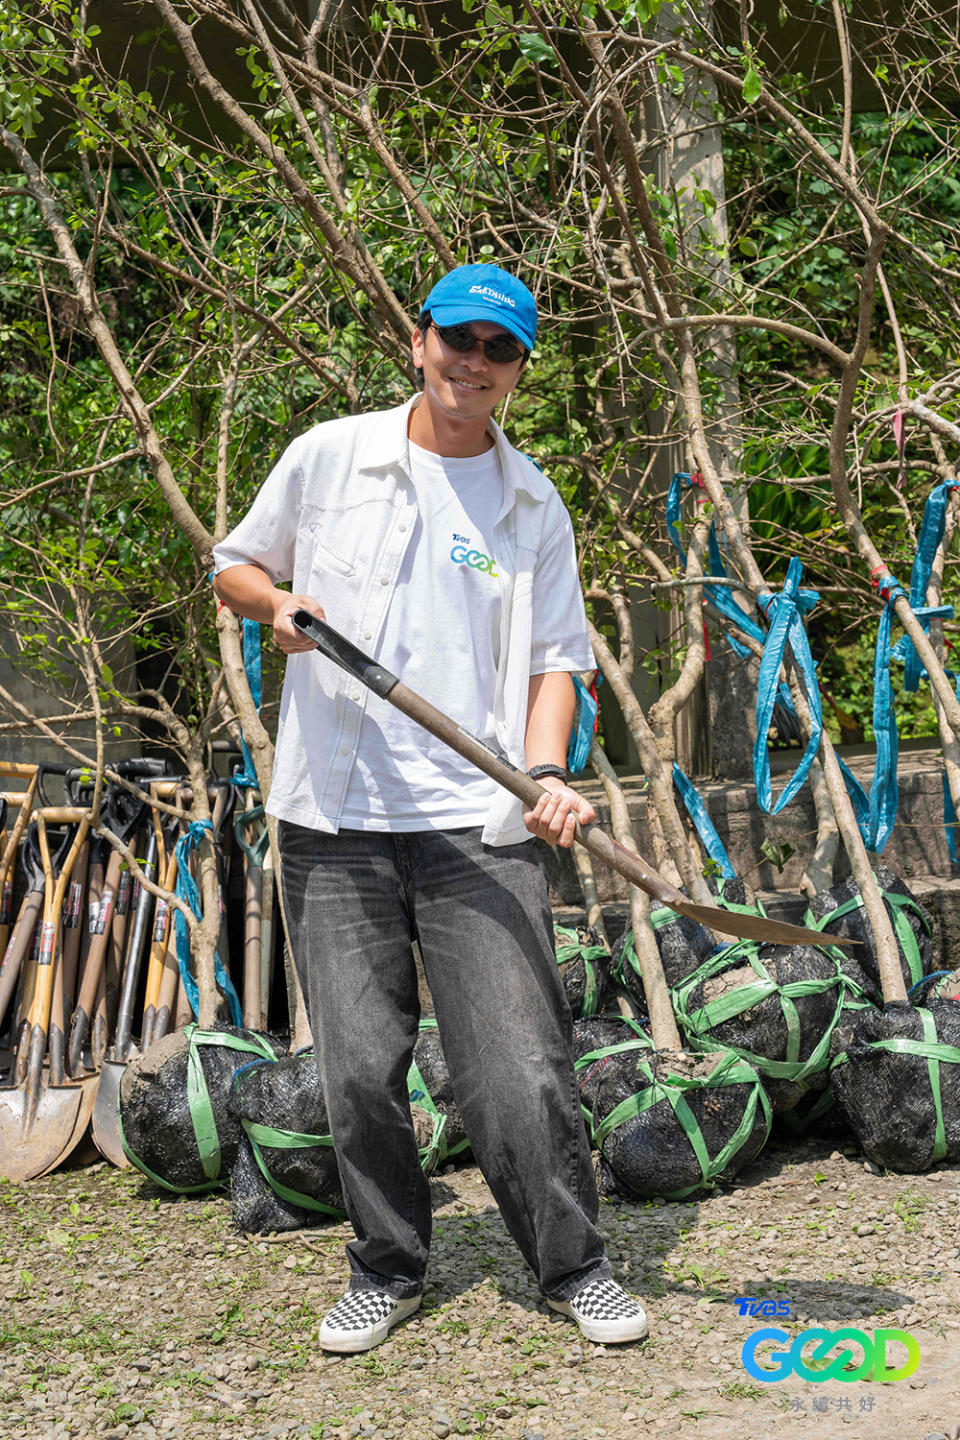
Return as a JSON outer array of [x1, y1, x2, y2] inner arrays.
[[3, 1134, 960, 1440]]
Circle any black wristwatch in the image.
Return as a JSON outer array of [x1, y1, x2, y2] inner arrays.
[[527, 763, 568, 784]]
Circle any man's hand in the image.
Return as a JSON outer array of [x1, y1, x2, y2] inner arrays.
[[273, 594, 325, 654], [523, 775, 596, 848]]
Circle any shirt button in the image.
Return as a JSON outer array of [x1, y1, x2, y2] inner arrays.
[[363, 631, 372, 640], [380, 576, 389, 586], [340, 746, 350, 756], [351, 690, 361, 701], [398, 523, 407, 533]]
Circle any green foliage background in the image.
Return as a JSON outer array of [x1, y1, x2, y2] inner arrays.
[[0, 0, 957, 763]]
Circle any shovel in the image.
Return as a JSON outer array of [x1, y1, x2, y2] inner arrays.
[[0, 771, 40, 956], [141, 807, 181, 1050], [0, 813, 92, 1182], [0, 780, 39, 1078], [0, 833, 44, 1056], [291, 611, 856, 951], [91, 765, 171, 1167], [38, 819, 99, 1178], [93, 783, 149, 1066], [12, 819, 79, 1072], [91, 816, 159, 1167], [147, 785, 195, 1044], [67, 838, 120, 1077]]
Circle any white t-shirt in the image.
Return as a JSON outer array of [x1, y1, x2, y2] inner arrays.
[[340, 441, 503, 829]]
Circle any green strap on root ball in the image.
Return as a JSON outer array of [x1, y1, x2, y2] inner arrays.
[[592, 1050, 772, 1200], [612, 907, 686, 987], [574, 1018, 653, 1129], [804, 890, 931, 987], [832, 1007, 960, 1166], [119, 1025, 278, 1192], [243, 1117, 346, 1216], [671, 940, 856, 1085], [554, 924, 608, 1016]]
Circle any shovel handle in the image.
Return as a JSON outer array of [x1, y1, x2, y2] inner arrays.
[[68, 847, 122, 1074], [0, 889, 43, 1028], [291, 611, 856, 952]]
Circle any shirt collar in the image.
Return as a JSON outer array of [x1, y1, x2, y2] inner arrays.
[[355, 394, 540, 506]]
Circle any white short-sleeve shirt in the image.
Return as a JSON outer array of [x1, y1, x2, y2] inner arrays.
[[213, 395, 594, 845]]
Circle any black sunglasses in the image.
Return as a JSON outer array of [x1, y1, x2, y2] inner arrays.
[[427, 320, 527, 365]]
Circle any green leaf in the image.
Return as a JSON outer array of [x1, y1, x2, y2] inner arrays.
[[517, 32, 555, 66], [743, 66, 762, 104]]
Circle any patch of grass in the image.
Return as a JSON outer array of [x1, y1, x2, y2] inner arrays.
[[111, 1401, 151, 1424], [894, 1192, 927, 1232], [0, 1317, 138, 1362], [718, 1380, 765, 1401], [351, 1353, 403, 1378]]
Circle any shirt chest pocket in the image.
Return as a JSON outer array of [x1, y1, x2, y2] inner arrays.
[[299, 497, 392, 581]]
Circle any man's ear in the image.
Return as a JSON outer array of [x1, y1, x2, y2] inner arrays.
[[411, 326, 426, 370]]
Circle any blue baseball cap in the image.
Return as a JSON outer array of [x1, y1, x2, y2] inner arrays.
[[421, 264, 537, 351]]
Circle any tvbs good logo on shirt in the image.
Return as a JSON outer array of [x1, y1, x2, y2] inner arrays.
[[450, 534, 498, 578]]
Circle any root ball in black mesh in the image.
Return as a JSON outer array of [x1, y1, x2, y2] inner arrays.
[[611, 908, 714, 1012], [805, 866, 936, 1004], [590, 1047, 771, 1199], [830, 1000, 960, 1172], [229, 1051, 344, 1231], [410, 1020, 470, 1161], [573, 1015, 653, 1116], [672, 941, 854, 1113], [119, 1024, 283, 1192]]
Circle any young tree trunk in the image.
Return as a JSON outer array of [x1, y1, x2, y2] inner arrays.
[[590, 738, 682, 1050]]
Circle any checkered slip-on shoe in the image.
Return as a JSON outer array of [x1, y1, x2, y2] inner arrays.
[[547, 1278, 648, 1345], [317, 1290, 421, 1354]]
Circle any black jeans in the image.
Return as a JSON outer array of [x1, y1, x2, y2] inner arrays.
[[278, 821, 611, 1301]]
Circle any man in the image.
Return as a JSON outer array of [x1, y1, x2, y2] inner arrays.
[[212, 264, 647, 1353]]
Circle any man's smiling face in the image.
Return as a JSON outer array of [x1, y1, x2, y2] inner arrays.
[[411, 319, 526, 425]]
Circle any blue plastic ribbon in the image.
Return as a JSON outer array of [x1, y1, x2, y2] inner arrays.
[[672, 763, 735, 878], [666, 473, 761, 637], [835, 576, 906, 853], [667, 473, 795, 712], [898, 481, 960, 692], [753, 558, 822, 814], [568, 676, 599, 775], [173, 820, 243, 1025], [235, 618, 262, 789], [946, 775, 959, 865]]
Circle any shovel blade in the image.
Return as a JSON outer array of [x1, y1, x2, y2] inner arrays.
[[0, 1081, 87, 1182], [674, 900, 856, 949], [90, 1058, 131, 1169], [36, 1075, 100, 1178]]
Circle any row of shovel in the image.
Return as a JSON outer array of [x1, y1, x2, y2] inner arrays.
[[0, 758, 284, 1182]]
